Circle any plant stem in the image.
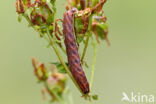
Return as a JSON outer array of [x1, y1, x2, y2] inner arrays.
[[81, 15, 93, 63], [24, 9, 84, 96], [81, 35, 90, 63], [46, 29, 84, 95], [89, 40, 97, 89]]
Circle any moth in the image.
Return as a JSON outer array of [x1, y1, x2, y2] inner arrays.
[[63, 9, 90, 94]]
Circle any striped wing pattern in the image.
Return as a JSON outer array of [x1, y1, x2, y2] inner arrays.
[[63, 10, 90, 94]]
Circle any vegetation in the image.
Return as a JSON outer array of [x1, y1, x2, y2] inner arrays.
[[15, 0, 109, 103]]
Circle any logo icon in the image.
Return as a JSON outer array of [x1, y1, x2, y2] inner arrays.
[[122, 92, 130, 101]]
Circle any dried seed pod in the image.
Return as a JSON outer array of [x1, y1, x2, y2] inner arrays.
[[15, 0, 25, 13], [32, 57, 47, 80], [63, 9, 90, 94]]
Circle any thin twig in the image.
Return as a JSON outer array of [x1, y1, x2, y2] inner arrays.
[[90, 40, 97, 89], [81, 15, 93, 63], [81, 35, 90, 63]]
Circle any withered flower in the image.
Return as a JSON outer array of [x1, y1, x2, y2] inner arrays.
[[32, 58, 67, 101], [15, 0, 31, 14], [46, 72, 67, 101], [32, 57, 48, 80], [30, 1, 54, 26]]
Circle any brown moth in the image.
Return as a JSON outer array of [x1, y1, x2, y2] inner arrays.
[[63, 9, 90, 94]]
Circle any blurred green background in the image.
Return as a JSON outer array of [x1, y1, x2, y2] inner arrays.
[[0, 0, 156, 104]]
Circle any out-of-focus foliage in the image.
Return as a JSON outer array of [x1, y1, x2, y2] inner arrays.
[[52, 62, 69, 74], [32, 58, 67, 102]]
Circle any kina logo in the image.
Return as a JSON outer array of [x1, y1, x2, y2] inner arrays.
[[121, 92, 154, 103]]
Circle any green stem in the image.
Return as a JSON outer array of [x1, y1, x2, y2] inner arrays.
[[81, 35, 90, 63], [46, 29, 84, 95], [81, 15, 93, 63], [24, 14, 66, 56], [56, 43, 66, 54], [89, 41, 97, 89]]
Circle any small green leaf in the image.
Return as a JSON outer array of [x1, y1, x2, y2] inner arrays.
[[76, 34, 85, 43], [93, 22, 108, 40], [52, 62, 68, 74], [40, 24, 47, 33], [18, 14, 23, 22], [92, 94, 98, 100], [97, 23, 108, 39], [50, 0, 56, 5], [33, 25, 40, 30], [75, 18, 85, 33], [84, 61, 89, 68]]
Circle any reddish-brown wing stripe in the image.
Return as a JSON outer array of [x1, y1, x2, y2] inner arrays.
[[63, 10, 90, 94]]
